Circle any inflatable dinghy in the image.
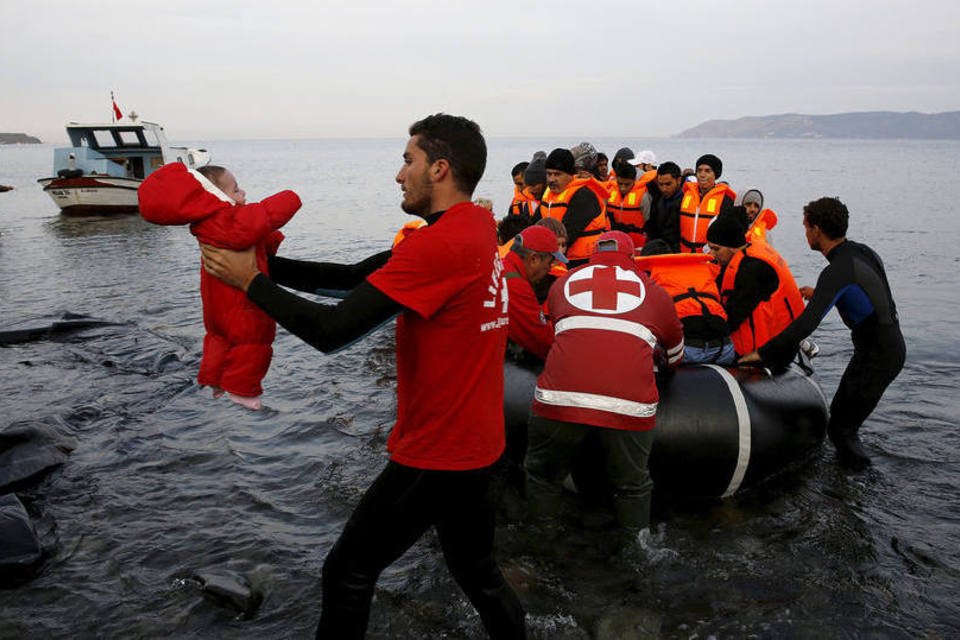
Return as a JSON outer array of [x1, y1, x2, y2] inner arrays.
[[503, 358, 829, 499]]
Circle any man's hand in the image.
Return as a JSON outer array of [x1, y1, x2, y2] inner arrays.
[[200, 244, 259, 292], [799, 286, 815, 301], [738, 351, 762, 365]]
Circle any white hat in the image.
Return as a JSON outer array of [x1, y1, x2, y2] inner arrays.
[[631, 149, 656, 166]]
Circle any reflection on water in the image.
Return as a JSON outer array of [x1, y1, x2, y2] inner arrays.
[[1, 139, 959, 638]]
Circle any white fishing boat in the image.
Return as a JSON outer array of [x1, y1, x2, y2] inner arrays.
[[37, 111, 209, 215]]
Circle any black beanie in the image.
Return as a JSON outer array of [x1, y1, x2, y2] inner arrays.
[[706, 212, 747, 248], [524, 151, 547, 185], [695, 154, 722, 179], [545, 148, 575, 175]]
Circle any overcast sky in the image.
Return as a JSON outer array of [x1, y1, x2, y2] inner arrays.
[[2, 0, 958, 144]]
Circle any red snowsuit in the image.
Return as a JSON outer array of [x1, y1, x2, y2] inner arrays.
[[137, 163, 302, 397]]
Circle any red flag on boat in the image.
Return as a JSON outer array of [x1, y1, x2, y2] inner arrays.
[[111, 92, 122, 121]]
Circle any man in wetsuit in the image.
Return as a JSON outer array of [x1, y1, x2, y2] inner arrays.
[[740, 197, 906, 471], [201, 114, 526, 639]]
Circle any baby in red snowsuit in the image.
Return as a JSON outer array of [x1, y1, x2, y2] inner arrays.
[[138, 162, 302, 410]]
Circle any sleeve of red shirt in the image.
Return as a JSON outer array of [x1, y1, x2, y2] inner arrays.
[[506, 275, 553, 360], [366, 228, 475, 319]]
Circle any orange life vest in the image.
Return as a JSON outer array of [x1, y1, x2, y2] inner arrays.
[[634, 253, 727, 322], [679, 181, 737, 253], [540, 177, 610, 261], [392, 219, 427, 248], [719, 242, 805, 354], [508, 185, 542, 217], [498, 237, 515, 259], [607, 170, 657, 249], [746, 208, 778, 245]]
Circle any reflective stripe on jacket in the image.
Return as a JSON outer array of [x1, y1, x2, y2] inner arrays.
[[679, 181, 736, 253]]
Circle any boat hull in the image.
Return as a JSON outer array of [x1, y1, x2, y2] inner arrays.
[[37, 176, 141, 215], [503, 359, 829, 499]]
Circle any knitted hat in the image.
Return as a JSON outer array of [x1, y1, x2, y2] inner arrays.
[[595, 230, 636, 256], [741, 188, 763, 208], [570, 141, 598, 173], [545, 148, 575, 175], [515, 225, 568, 263], [612, 147, 635, 164], [706, 212, 747, 248], [695, 154, 723, 179], [524, 151, 547, 185]]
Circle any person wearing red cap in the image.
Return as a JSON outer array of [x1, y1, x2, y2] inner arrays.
[[503, 225, 566, 361], [525, 230, 683, 535]]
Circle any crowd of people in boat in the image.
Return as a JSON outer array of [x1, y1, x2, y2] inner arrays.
[[183, 116, 903, 639]]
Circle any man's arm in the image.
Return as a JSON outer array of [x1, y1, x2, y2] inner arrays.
[[267, 250, 392, 294], [562, 188, 602, 245], [202, 245, 401, 353], [723, 258, 779, 333]]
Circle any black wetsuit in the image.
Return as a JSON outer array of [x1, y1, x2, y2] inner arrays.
[[759, 240, 905, 467]]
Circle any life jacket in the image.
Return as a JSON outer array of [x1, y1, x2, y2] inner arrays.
[[634, 253, 727, 322], [679, 181, 737, 253], [497, 236, 515, 259], [392, 219, 427, 248], [746, 208, 777, 245], [719, 242, 805, 354], [607, 170, 657, 249], [540, 177, 610, 261], [508, 185, 542, 217]]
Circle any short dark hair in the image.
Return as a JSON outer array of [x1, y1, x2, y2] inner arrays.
[[657, 161, 681, 179], [597, 152, 608, 163], [615, 162, 637, 180], [803, 196, 849, 239], [511, 162, 529, 178], [409, 114, 487, 196], [496, 214, 532, 245]]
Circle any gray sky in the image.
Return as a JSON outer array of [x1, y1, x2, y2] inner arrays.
[[3, 0, 958, 144]]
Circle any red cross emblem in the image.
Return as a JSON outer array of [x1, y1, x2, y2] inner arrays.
[[566, 266, 644, 312]]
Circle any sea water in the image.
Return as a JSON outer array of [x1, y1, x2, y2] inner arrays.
[[1, 137, 958, 638]]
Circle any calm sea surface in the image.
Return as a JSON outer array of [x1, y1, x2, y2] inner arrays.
[[1, 137, 958, 638]]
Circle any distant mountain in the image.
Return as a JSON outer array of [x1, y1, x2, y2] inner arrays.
[[0, 132, 42, 144], [675, 111, 960, 139]]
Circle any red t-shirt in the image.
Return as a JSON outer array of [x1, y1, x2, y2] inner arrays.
[[366, 202, 509, 470]]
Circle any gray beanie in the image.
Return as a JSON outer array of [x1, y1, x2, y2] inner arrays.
[[524, 151, 547, 186], [571, 141, 598, 173], [741, 189, 764, 208]]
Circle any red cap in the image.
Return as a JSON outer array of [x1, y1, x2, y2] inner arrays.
[[595, 230, 635, 256], [515, 225, 568, 263]]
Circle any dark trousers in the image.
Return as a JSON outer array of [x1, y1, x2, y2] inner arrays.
[[524, 415, 655, 532], [828, 334, 906, 445], [316, 461, 526, 639]]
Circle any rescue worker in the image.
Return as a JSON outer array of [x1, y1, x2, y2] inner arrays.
[[706, 211, 805, 356], [503, 225, 566, 361], [539, 147, 610, 268], [637, 239, 734, 364], [607, 162, 655, 249], [679, 154, 736, 253], [525, 231, 684, 535], [200, 113, 526, 639], [740, 197, 906, 471]]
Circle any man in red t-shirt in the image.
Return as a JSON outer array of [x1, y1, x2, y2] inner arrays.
[[201, 114, 525, 639]]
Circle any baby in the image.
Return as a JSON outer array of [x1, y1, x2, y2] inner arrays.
[[138, 163, 302, 410]]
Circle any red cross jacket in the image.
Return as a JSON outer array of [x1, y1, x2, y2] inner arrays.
[[533, 251, 683, 431], [138, 162, 302, 397]]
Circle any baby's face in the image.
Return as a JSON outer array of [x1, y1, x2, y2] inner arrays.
[[218, 170, 247, 205]]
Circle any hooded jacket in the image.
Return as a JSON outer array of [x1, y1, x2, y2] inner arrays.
[[138, 162, 302, 396]]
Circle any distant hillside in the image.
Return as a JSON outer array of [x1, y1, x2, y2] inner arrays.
[[0, 132, 42, 144], [675, 111, 960, 139]]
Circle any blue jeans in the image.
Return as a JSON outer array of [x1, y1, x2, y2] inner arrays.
[[683, 341, 736, 365]]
